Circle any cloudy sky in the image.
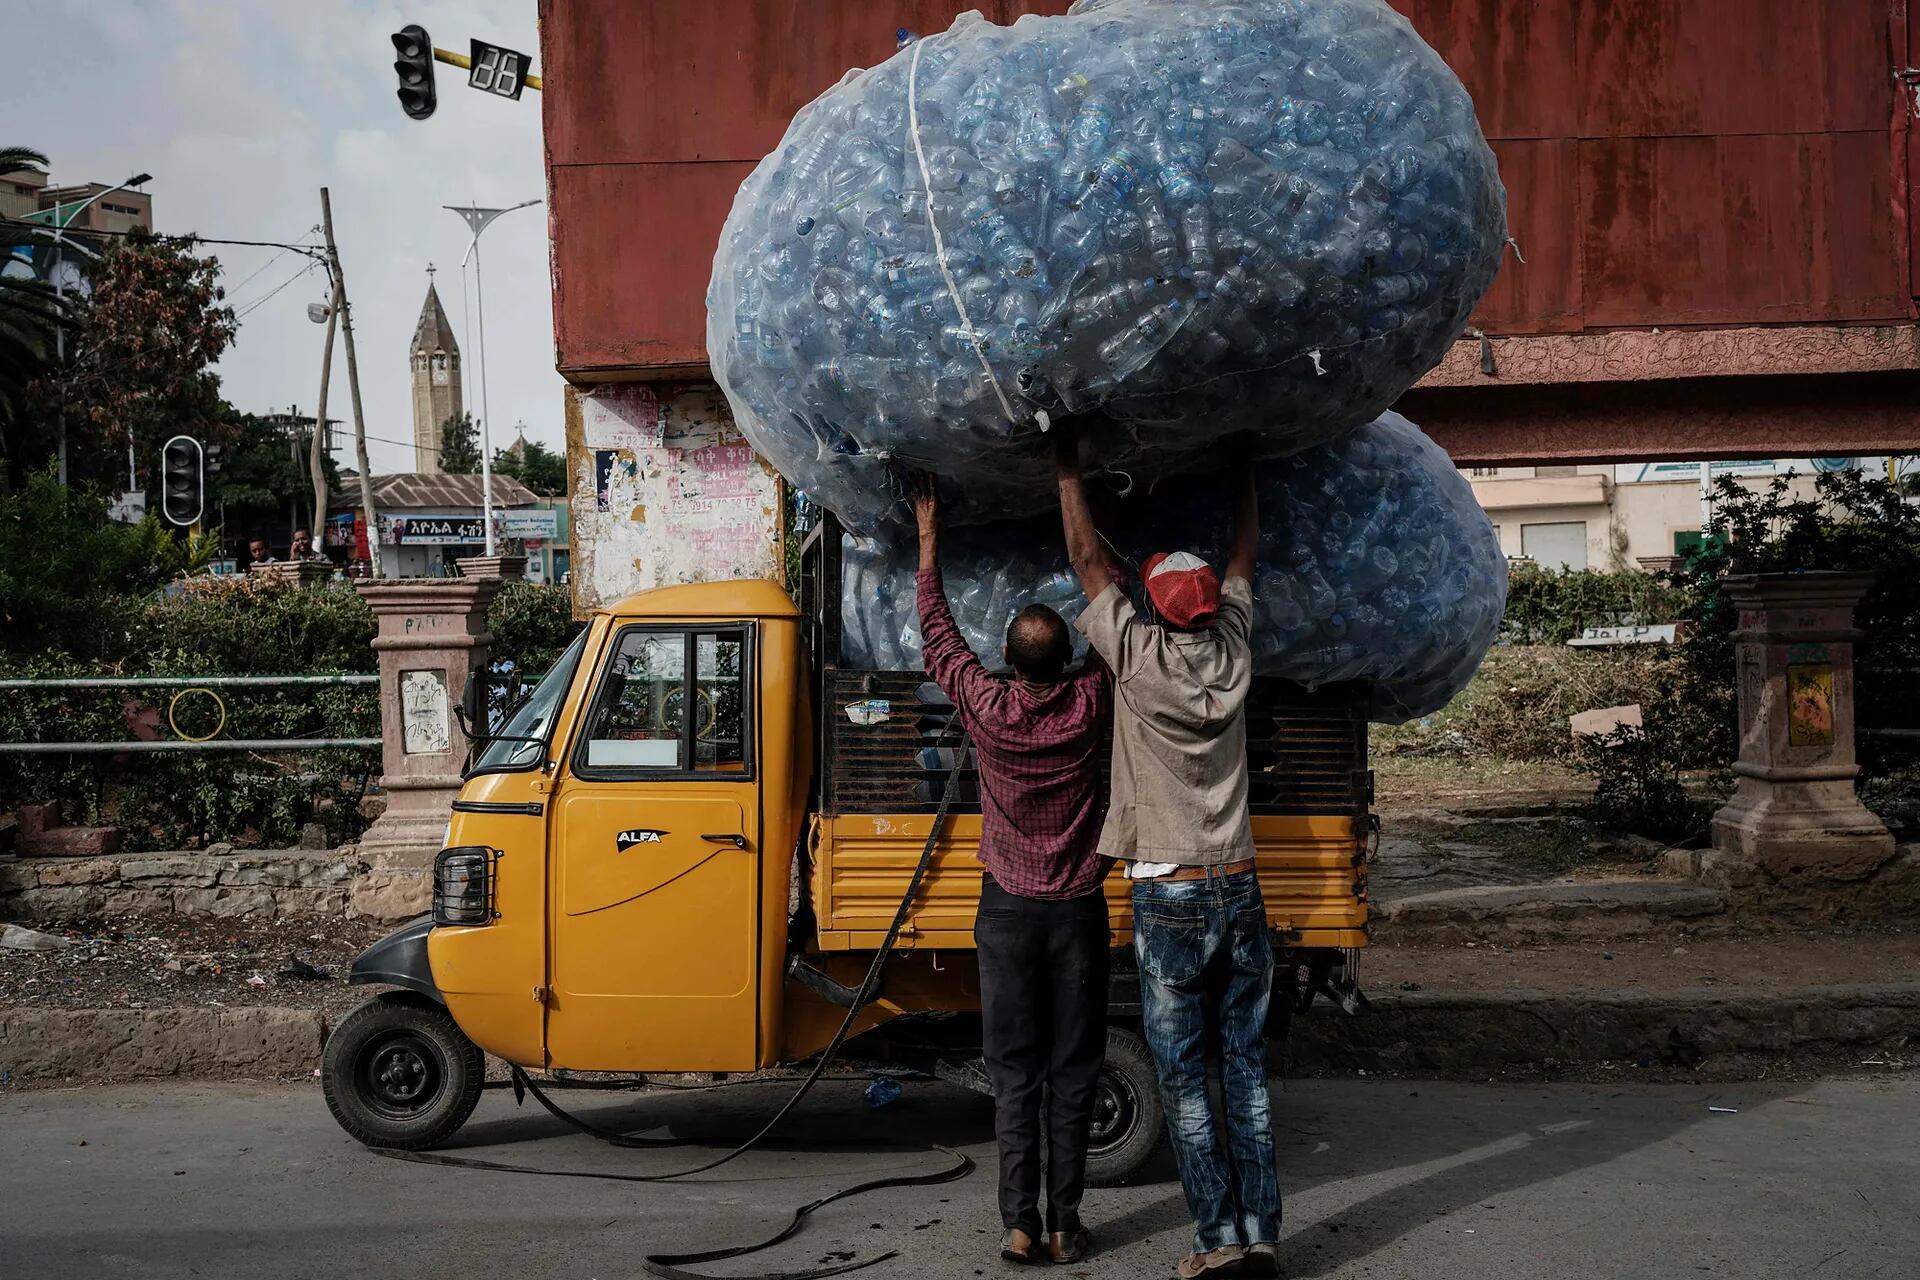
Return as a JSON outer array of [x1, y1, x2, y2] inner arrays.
[[8, 0, 563, 472]]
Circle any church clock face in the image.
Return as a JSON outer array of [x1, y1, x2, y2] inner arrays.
[[432, 353, 449, 385]]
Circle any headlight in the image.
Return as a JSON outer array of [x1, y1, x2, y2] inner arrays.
[[433, 846, 496, 926]]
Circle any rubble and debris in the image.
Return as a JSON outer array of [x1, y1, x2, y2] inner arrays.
[[0, 912, 385, 1017], [2, 924, 72, 952]]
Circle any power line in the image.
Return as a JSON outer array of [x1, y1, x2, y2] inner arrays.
[[360, 430, 444, 456], [234, 257, 322, 320], [0, 217, 330, 262], [225, 225, 322, 303]]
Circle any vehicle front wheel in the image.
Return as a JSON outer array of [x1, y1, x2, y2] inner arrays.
[[322, 993, 484, 1150], [1086, 1025, 1166, 1187]]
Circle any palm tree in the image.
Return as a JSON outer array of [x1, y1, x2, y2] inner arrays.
[[0, 147, 73, 461]]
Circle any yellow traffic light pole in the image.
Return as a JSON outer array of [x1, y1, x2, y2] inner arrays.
[[433, 46, 542, 92]]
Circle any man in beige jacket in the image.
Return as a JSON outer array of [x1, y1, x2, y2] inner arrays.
[[1056, 428, 1279, 1280]]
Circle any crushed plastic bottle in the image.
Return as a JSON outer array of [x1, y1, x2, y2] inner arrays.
[[709, 0, 1507, 532], [864, 1076, 904, 1108], [837, 412, 1505, 724]]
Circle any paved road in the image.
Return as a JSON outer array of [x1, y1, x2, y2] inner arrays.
[[4, 1074, 1916, 1279]]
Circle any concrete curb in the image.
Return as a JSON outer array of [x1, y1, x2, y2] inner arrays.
[[1295, 982, 1920, 1074], [1, 1006, 327, 1083]]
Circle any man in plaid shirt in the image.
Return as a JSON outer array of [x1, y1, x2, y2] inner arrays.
[[911, 475, 1112, 1267]]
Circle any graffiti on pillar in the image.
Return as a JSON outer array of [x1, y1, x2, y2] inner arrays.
[[401, 669, 452, 755], [1786, 663, 1835, 748]]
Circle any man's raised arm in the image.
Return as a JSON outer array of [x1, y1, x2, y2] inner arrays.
[[1225, 463, 1258, 585], [1055, 426, 1118, 601], [911, 472, 990, 708]]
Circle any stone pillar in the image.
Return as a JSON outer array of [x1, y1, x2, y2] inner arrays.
[[455, 554, 527, 582], [352, 579, 502, 916], [1708, 572, 1894, 886]]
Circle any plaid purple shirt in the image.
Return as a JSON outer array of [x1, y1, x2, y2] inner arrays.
[[917, 568, 1113, 901]]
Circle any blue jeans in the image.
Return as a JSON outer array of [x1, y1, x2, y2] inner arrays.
[[1132, 868, 1281, 1252]]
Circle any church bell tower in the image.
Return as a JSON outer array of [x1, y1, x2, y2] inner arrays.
[[409, 267, 462, 473]]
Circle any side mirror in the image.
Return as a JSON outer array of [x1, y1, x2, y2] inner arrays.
[[461, 670, 484, 735]]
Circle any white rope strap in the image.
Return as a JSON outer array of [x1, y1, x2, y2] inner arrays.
[[906, 37, 1038, 431]]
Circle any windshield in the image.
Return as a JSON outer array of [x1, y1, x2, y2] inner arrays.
[[473, 629, 589, 772]]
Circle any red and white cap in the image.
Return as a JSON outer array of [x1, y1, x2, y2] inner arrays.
[[1142, 551, 1222, 628]]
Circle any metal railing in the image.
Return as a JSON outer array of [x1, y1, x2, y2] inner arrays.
[[0, 673, 380, 753]]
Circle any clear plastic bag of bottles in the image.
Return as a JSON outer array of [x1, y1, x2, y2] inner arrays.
[[710, 0, 1507, 531], [837, 412, 1505, 723]]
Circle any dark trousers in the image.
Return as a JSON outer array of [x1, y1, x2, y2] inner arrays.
[[974, 874, 1110, 1237]]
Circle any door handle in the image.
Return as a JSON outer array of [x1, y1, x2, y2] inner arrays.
[[701, 833, 749, 849]]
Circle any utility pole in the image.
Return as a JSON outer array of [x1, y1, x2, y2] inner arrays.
[[309, 267, 340, 539], [318, 188, 383, 578]]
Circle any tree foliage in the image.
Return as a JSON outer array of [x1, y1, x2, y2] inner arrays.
[[0, 146, 73, 457], [439, 410, 480, 474], [0, 468, 214, 654], [209, 407, 341, 544], [24, 232, 236, 490], [493, 437, 566, 495], [1576, 469, 1920, 836]]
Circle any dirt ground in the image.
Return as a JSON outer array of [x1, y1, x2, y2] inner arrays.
[[10, 912, 1914, 1014], [0, 913, 387, 1018], [1373, 755, 1592, 812]]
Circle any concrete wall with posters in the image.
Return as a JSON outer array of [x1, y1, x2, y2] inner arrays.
[[563, 382, 784, 615]]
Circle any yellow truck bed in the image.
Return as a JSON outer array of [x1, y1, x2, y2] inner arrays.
[[810, 811, 1369, 951]]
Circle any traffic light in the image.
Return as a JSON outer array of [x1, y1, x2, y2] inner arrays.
[[392, 24, 436, 121], [161, 435, 203, 527]]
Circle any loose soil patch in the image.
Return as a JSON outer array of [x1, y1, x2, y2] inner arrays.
[[0, 913, 388, 1020]]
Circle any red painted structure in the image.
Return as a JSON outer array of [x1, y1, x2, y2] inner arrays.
[[538, 0, 1920, 462]]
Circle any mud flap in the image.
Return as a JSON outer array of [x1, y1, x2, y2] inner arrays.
[[347, 916, 442, 1003]]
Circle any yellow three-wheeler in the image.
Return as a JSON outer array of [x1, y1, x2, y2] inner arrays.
[[323, 522, 1372, 1184]]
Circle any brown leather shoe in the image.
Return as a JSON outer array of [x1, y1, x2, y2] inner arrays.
[[1050, 1227, 1093, 1264], [1001, 1227, 1042, 1264]]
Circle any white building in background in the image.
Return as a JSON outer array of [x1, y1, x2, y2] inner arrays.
[[1463, 457, 1916, 572]]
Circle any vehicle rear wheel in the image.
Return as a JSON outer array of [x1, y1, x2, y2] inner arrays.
[[1086, 1025, 1165, 1187], [322, 993, 483, 1150]]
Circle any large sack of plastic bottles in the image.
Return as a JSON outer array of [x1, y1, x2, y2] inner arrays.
[[709, 0, 1508, 531], [837, 412, 1505, 724]]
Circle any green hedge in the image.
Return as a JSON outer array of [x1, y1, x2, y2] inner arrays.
[[488, 579, 585, 677], [1, 577, 581, 850], [1500, 563, 1684, 646]]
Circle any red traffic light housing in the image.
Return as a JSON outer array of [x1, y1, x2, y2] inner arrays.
[[392, 24, 437, 121]]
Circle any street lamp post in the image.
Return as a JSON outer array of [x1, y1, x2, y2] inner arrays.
[[47, 173, 152, 488], [445, 199, 539, 556]]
